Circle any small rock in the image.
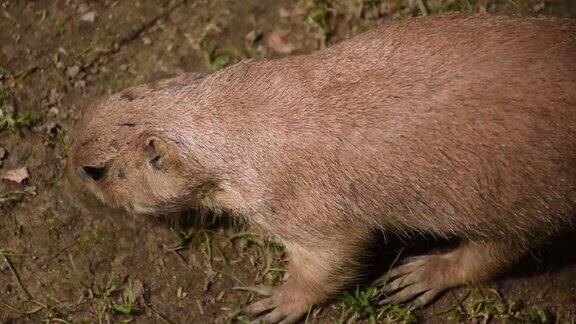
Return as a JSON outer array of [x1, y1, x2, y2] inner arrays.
[[292, 2, 310, 16], [81, 11, 96, 23], [364, 6, 380, 20], [380, 1, 398, 15], [66, 65, 80, 78], [142, 37, 152, 45], [278, 7, 291, 19], [49, 107, 59, 116], [58, 47, 69, 56], [48, 88, 62, 105], [78, 3, 89, 13], [533, 2, 545, 11], [2, 167, 29, 184], [267, 29, 297, 54], [74, 80, 86, 88]]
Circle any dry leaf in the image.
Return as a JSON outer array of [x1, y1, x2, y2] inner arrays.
[[2, 167, 29, 183]]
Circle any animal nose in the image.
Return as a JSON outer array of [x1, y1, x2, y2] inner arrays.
[[81, 165, 107, 181]]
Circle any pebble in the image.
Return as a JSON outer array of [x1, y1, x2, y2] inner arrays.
[[74, 80, 86, 88], [267, 29, 297, 54], [66, 65, 80, 78], [81, 11, 96, 23]]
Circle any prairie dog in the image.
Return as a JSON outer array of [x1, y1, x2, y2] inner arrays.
[[70, 14, 576, 323]]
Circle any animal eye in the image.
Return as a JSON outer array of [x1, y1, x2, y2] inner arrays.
[[82, 165, 107, 181]]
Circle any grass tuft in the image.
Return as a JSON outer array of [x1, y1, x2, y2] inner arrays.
[[361, 0, 382, 6], [427, 0, 475, 14], [338, 280, 416, 323], [68, 254, 86, 297], [308, 5, 331, 35], [0, 94, 34, 134], [199, 38, 230, 71], [446, 286, 553, 323]]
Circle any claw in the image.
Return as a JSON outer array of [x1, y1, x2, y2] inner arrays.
[[243, 297, 277, 315], [388, 284, 429, 304], [258, 308, 287, 323], [234, 285, 276, 297], [408, 289, 440, 309], [388, 258, 425, 279], [236, 284, 308, 323], [384, 272, 418, 293]]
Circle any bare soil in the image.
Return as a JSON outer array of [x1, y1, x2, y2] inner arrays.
[[1, 0, 575, 323]]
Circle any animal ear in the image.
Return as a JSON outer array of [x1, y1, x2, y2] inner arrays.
[[145, 136, 171, 171]]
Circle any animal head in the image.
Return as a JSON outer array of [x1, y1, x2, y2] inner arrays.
[[69, 78, 211, 215]]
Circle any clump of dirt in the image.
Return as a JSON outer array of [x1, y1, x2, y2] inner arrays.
[[1, 0, 575, 322]]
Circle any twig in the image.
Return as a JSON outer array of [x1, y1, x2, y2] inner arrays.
[[0, 65, 40, 83], [142, 301, 174, 324], [0, 298, 22, 314], [13, 66, 39, 81], [2, 254, 32, 301]]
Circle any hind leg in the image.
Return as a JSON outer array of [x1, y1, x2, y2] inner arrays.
[[384, 240, 528, 308]]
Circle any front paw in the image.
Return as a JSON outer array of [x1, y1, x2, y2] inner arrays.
[[234, 285, 310, 324], [382, 255, 451, 308]]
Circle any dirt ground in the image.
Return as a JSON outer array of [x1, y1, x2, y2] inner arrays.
[[1, 0, 575, 323]]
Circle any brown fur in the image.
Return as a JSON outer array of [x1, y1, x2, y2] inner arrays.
[[69, 14, 576, 323]]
